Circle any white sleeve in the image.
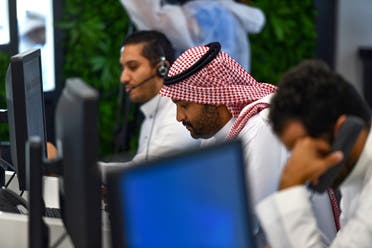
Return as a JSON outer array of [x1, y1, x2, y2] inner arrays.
[[133, 121, 198, 163], [240, 113, 288, 205], [238, 111, 288, 246], [219, 1, 266, 34], [329, 177, 372, 248], [257, 183, 372, 248], [98, 161, 134, 183], [132, 100, 200, 162], [257, 186, 327, 248], [119, 0, 194, 49]]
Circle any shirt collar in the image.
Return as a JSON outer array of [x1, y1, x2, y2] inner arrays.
[[217, 117, 236, 141], [140, 94, 162, 118]]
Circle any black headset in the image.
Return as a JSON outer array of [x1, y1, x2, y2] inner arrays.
[[155, 41, 170, 78], [157, 56, 169, 78]]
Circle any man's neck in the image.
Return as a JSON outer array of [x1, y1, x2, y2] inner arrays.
[[217, 105, 233, 126], [214, 118, 236, 141]]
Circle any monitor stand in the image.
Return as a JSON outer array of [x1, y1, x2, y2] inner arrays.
[[27, 137, 49, 248], [0, 109, 9, 187], [27, 136, 63, 248]]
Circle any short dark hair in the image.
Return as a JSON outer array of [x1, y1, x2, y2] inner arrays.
[[121, 30, 175, 67], [270, 59, 371, 137]]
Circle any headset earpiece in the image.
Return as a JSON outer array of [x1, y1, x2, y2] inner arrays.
[[157, 56, 169, 78]]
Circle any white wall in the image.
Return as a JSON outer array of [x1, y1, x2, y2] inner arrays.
[[336, 0, 372, 94]]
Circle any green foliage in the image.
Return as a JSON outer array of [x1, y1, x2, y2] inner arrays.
[[0, 52, 9, 107], [0, 52, 10, 142], [61, 0, 317, 158], [250, 0, 317, 85], [61, 0, 129, 157]]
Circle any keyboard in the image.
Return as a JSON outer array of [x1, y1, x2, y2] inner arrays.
[[45, 207, 62, 219], [0, 187, 62, 218]]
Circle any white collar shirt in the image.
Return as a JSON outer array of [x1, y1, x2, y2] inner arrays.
[[132, 94, 200, 162], [201, 93, 336, 243], [200, 94, 288, 245], [256, 124, 372, 248]]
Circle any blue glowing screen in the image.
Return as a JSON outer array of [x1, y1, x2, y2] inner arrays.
[[116, 141, 254, 247]]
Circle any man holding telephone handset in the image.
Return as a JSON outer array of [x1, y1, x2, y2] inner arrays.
[[256, 59, 372, 247]]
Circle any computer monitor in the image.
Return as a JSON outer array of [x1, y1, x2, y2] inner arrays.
[[107, 139, 256, 248], [55, 78, 101, 248], [5, 48, 48, 190]]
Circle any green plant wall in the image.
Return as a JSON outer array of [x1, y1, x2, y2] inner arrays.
[[61, 0, 317, 158], [0, 52, 10, 142], [0, 52, 9, 105], [250, 0, 316, 84], [61, 0, 130, 157], [0, 0, 316, 158]]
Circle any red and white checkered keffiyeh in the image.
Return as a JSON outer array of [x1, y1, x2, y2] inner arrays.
[[160, 43, 277, 139]]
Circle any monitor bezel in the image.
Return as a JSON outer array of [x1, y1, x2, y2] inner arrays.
[[107, 139, 256, 248], [55, 78, 101, 248], [5, 48, 48, 190]]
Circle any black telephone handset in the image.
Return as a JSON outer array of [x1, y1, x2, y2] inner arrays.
[[308, 116, 364, 193]]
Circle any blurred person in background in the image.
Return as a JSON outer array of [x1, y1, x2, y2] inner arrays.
[[18, 10, 46, 52], [119, 0, 265, 71]]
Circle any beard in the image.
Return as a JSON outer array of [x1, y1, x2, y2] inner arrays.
[[183, 105, 223, 139]]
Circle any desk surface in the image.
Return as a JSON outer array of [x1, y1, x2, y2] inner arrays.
[[1, 171, 112, 248], [5, 171, 59, 208], [0, 212, 72, 248], [0, 211, 111, 248]]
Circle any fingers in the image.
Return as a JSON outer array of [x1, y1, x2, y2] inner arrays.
[[47, 142, 58, 159], [308, 138, 332, 152], [279, 137, 344, 190], [309, 151, 344, 182], [326, 151, 344, 165]]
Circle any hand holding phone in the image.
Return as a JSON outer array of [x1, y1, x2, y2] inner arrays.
[[307, 116, 364, 193]]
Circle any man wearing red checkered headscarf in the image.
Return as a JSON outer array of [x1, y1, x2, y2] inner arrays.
[[161, 45, 341, 245], [160, 42, 289, 208]]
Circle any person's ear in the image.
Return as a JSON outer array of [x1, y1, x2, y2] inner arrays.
[[334, 114, 347, 137]]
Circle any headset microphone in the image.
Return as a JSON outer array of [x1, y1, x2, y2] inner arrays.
[[127, 74, 157, 92], [128, 56, 169, 93]]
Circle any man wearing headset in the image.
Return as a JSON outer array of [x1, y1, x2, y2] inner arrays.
[[118, 30, 199, 162]]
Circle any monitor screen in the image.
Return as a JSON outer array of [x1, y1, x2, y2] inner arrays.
[[107, 140, 256, 248], [0, 0, 10, 45], [5, 48, 47, 190], [55, 78, 101, 248]]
